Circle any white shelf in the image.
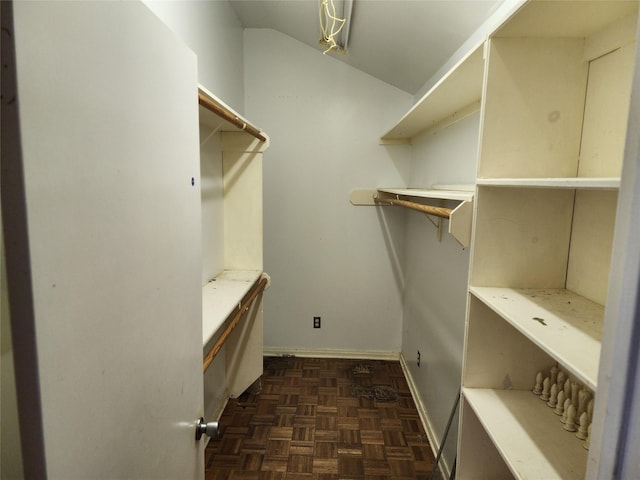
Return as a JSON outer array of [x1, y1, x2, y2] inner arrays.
[[350, 187, 474, 247], [377, 187, 474, 202], [477, 177, 620, 189], [202, 269, 262, 347], [463, 388, 588, 479], [350, 187, 474, 205], [470, 286, 603, 390], [380, 44, 484, 143]]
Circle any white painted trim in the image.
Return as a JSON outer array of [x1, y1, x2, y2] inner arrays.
[[263, 347, 400, 361], [399, 353, 450, 480]]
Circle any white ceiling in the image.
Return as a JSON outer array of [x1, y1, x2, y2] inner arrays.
[[229, 0, 503, 94]]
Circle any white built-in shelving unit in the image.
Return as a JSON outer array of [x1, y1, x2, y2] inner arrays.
[[198, 86, 269, 417], [376, 0, 639, 477], [463, 1, 637, 478]]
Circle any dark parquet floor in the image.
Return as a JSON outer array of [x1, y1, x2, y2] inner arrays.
[[205, 356, 436, 480]]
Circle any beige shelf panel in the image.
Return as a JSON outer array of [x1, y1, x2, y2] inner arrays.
[[476, 177, 620, 189], [377, 187, 474, 202], [470, 286, 603, 390], [202, 269, 262, 347], [463, 388, 588, 479], [198, 85, 269, 143], [380, 44, 484, 143]]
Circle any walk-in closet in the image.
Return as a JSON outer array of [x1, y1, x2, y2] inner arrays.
[[3, 1, 640, 478]]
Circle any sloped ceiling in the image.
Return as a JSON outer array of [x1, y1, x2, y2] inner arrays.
[[229, 0, 503, 94]]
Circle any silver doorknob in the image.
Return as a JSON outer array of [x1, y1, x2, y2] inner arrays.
[[195, 417, 220, 440]]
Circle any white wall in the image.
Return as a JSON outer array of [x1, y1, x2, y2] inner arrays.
[[143, 0, 244, 112], [401, 113, 480, 469], [244, 29, 412, 355]]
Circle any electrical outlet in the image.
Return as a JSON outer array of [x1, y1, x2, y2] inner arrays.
[[313, 316, 321, 328], [417, 350, 421, 367]]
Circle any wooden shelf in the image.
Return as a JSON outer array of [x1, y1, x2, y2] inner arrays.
[[495, 1, 637, 39], [380, 44, 484, 143], [198, 85, 268, 143], [377, 187, 474, 202], [453, 1, 637, 477], [350, 187, 474, 205], [202, 269, 262, 347], [477, 177, 620, 190], [470, 286, 603, 390], [463, 388, 588, 479], [350, 187, 474, 247]]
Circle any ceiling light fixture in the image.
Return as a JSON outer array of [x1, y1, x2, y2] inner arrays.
[[319, 0, 353, 55]]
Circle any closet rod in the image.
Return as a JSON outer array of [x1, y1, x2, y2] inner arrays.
[[374, 196, 452, 219], [198, 92, 267, 143], [203, 275, 269, 372]]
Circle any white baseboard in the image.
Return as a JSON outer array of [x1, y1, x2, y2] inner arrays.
[[399, 353, 451, 480], [263, 346, 400, 361]]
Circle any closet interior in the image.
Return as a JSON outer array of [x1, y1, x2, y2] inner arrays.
[[198, 86, 271, 422], [353, 0, 638, 477]]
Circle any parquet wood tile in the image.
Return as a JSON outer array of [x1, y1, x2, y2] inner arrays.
[[205, 357, 436, 480]]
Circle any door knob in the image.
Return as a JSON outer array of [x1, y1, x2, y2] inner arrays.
[[195, 417, 220, 440]]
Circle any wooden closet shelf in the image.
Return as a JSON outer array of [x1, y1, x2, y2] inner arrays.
[[203, 273, 268, 372], [374, 196, 452, 219], [198, 89, 266, 142], [202, 270, 264, 347], [463, 388, 588, 479], [349, 187, 474, 247], [377, 187, 474, 201]]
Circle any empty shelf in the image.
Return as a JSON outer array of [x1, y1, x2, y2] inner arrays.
[[463, 388, 588, 479], [470, 286, 604, 390], [477, 177, 620, 189], [202, 269, 262, 347]]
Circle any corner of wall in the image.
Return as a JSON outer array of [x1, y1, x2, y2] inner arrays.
[[142, 0, 245, 113]]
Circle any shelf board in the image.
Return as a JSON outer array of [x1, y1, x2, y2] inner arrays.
[[377, 187, 474, 202], [463, 388, 588, 479], [380, 44, 484, 143], [202, 269, 262, 347], [470, 286, 603, 390], [350, 187, 474, 205], [477, 177, 620, 189]]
